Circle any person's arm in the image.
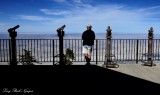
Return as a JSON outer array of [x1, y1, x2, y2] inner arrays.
[[93, 32, 95, 40], [82, 32, 85, 40], [91, 31, 95, 46]]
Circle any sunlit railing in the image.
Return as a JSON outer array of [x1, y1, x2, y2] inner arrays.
[[0, 39, 160, 64]]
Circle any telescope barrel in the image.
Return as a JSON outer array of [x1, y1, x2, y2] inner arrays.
[[57, 25, 66, 31], [12, 25, 20, 30], [8, 25, 20, 32]]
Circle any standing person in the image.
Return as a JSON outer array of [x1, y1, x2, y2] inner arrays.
[[82, 24, 95, 65]]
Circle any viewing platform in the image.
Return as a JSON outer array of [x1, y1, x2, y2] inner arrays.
[[1, 25, 160, 94], [0, 63, 160, 94], [1, 61, 160, 85]]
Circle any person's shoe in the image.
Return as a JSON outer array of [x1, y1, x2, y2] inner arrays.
[[85, 62, 90, 65]]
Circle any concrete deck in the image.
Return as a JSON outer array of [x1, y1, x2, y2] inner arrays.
[[73, 61, 160, 84], [104, 63, 160, 84]]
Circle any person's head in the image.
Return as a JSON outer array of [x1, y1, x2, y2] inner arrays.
[[86, 24, 92, 30]]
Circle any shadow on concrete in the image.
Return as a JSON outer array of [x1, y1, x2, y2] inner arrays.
[[0, 65, 159, 95]]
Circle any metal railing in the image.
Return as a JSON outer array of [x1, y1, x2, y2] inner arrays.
[[0, 39, 160, 64]]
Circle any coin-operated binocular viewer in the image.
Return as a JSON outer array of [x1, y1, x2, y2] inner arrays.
[[8, 25, 20, 65], [141, 27, 156, 66], [56, 25, 66, 65], [103, 26, 119, 68]]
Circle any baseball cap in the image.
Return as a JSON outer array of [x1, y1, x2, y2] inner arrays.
[[87, 24, 92, 27]]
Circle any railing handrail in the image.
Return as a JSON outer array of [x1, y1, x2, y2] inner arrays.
[[1, 39, 160, 40]]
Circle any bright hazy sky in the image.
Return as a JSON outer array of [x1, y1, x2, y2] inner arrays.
[[0, 0, 160, 34]]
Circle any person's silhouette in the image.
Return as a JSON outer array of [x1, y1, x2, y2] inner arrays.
[[82, 24, 95, 65]]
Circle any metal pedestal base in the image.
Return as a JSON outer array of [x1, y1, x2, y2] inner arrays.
[[102, 63, 119, 68], [141, 61, 156, 67]]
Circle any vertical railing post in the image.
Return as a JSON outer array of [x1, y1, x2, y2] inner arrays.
[[57, 25, 66, 65], [8, 25, 19, 65], [0, 40, 1, 62], [53, 39, 55, 65], [136, 39, 139, 63], [96, 39, 98, 65], [9, 40, 12, 64]]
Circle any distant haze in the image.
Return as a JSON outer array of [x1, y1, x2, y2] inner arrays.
[[0, 33, 160, 39]]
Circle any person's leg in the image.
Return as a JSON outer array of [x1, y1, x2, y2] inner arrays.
[[83, 46, 89, 64], [83, 45, 92, 65], [85, 53, 91, 65], [85, 46, 92, 65], [85, 56, 90, 65], [87, 54, 91, 63], [84, 54, 88, 62]]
